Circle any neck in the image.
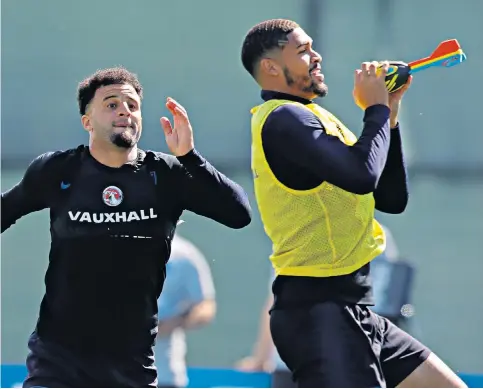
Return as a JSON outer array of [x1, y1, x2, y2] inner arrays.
[[260, 82, 315, 101], [89, 140, 138, 168]]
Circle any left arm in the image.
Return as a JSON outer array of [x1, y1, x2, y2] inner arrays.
[[373, 125, 409, 214], [160, 97, 251, 229], [177, 150, 252, 229], [374, 78, 412, 214]]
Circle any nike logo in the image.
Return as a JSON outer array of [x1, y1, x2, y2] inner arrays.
[[60, 181, 71, 190]]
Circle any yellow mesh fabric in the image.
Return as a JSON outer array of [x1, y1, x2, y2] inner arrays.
[[251, 99, 386, 277]]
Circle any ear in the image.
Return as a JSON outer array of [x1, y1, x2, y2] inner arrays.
[[81, 114, 92, 132], [260, 58, 280, 77]]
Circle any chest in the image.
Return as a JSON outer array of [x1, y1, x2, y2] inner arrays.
[[50, 165, 181, 239]]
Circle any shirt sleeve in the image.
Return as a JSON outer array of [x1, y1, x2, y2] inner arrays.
[[175, 149, 252, 229], [262, 104, 391, 195], [1, 152, 59, 233], [373, 125, 409, 214]]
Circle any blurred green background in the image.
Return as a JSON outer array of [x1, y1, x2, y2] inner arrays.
[[2, 0, 482, 374]]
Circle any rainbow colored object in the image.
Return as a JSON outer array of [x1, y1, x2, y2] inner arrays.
[[408, 39, 467, 74]]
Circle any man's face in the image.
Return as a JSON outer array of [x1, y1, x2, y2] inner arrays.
[[82, 84, 142, 149], [276, 28, 328, 99]]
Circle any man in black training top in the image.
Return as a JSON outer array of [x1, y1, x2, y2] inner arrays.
[[1, 67, 252, 388]]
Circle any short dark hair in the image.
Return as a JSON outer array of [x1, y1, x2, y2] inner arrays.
[[77, 66, 143, 115], [241, 19, 300, 78]]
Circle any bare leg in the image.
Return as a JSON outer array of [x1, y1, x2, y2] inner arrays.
[[397, 352, 467, 388]]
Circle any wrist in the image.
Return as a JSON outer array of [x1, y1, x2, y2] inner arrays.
[[389, 104, 400, 128], [174, 147, 195, 157], [176, 148, 203, 165], [390, 112, 398, 128]]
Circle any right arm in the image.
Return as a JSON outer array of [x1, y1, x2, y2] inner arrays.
[[176, 150, 252, 229], [1, 153, 56, 233], [262, 104, 391, 195]]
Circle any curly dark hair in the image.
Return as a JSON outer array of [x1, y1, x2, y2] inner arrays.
[[77, 67, 143, 115], [241, 19, 300, 78]]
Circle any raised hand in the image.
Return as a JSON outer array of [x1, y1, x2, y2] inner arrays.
[[353, 61, 390, 110], [160, 97, 195, 157]]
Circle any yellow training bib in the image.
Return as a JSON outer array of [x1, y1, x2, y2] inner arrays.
[[251, 99, 385, 277]]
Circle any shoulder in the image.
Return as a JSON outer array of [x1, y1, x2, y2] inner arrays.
[[26, 146, 84, 176], [264, 103, 323, 135], [144, 150, 182, 170]]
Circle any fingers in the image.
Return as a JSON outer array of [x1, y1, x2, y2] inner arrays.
[[354, 69, 363, 84], [165, 97, 191, 128], [405, 75, 413, 88], [160, 117, 173, 136], [166, 97, 187, 117], [368, 61, 378, 77], [360, 61, 385, 79], [377, 61, 389, 78]]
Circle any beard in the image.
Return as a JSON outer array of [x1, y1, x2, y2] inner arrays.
[[283, 66, 328, 98], [109, 127, 140, 149]]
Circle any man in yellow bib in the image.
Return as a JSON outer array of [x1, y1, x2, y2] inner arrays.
[[241, 19, 466, 388]]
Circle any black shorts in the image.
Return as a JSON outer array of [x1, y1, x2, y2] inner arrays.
[[23, 333, 157, 388], [270, 301, 431, 388], [271, 369, 296, 388]]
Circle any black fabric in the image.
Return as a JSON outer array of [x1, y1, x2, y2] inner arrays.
[[1, 145, 251, 387], [23, 333, 157, 388], [272, 263, 374, 307], [270, 301, 431, 388], [271, 370, 296, 388]]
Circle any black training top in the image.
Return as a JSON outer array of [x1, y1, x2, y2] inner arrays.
[[1, 146, 251, 358], [259, 90, 408, 307]]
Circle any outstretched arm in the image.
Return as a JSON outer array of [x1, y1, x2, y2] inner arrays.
[[176, 150, 252, 229], [160, 97, 251, 229]]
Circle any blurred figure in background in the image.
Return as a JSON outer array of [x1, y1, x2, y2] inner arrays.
[[370, 223, 412, 326], [235, 284, 284, 387], [155, 234, 216, 388], [236, 225, 413, 388]]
